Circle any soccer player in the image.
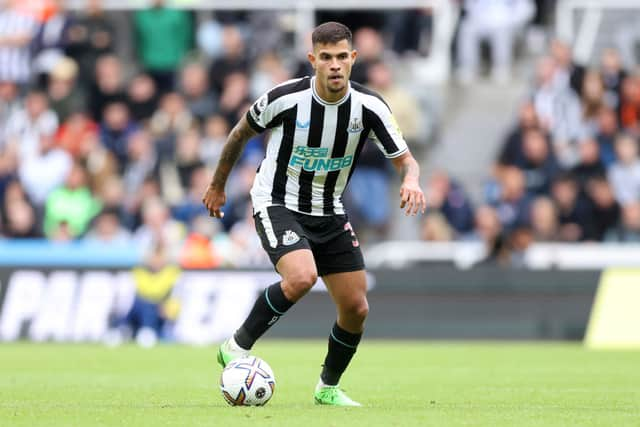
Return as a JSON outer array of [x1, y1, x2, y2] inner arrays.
[[202, 21, 426, 406]]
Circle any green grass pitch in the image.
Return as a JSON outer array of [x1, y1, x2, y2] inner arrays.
[[1, 341, 639, 426]]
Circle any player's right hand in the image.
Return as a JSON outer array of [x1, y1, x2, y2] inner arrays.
[[202, 184, 226, 219]]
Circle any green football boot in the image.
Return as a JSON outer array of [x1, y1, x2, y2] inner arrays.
[[313, 384, 362, 407], [217, 338, 249, 368]]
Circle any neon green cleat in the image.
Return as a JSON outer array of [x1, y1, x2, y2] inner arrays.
[[313, 384, 362, 407], [217, 338, 249, 368]]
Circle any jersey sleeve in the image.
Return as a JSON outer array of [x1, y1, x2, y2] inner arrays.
[[246, 91, 278, 133], [364, 101, 409, 159]]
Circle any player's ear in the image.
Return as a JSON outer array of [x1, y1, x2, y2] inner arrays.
[[350, 49, 357, 64], [307, 50, 317, 69]]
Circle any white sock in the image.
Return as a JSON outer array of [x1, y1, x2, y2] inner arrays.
[[317, 378, 337, 389], [228, 336, 249, 352]]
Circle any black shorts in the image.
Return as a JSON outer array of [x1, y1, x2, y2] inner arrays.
[[253, 205, 365, 276]]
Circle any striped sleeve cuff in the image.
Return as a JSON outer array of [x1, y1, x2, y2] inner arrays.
[[246, 110, 266, 133]]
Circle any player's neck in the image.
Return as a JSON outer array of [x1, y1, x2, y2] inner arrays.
[[313, 77, 348, 104]]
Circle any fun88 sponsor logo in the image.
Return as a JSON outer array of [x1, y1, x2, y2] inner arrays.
[[289, 145, 353, 172]]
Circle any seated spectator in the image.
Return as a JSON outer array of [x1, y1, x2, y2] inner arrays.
[[249, 52, 290, 99], [200, 114, 229, 166], [43, 162, 101, 238], [84, 207, 132, 244], [607, 133, 640, 206], [179, 215, 223, 269], [112, 242, 181, 347], [149, 92, 195, 161], [550, 173, 592, 242], [604, 201, 640, 243], [490, 166, 532, 231], [498, 100, 542, 166], [179, 62, 217, 121], [4, 90, 59, 160], [18, 129, 72, 206], [350, 27, 384, 85], [55, 111, 99, 160], [530, 196, 559, 242], [171, 164, 209, 224], [217, 71, 251, 125], [225, 205, 270, 268], [0, 81, 21, 138], [3, 199, 41, 238], [599, 48, 626, 110], [366, 60, 424, 147], [594, 107, 619, 168], [618, 74, 640, 134], [420, 212, 454, 242], [580, 70, 606, 135], [127, 73, 159, 123], [585, 174, 621, 241], [549, 39, 585, 96], [31, 2, 73, 86], [0, 0, 39, 86], [89, 54, 126, 121], [49, 62, 86, 117], [122, 129, 159, 201], [425, 170, 474, 235], [571, 138, 606, 188], [516, 128, 560, 195], [207, 25, 249, 94], [133, 197, 185, 256], [99, 101, 140, 170]]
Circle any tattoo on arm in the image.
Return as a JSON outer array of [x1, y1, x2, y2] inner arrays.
[[210, 117, 258, 189]]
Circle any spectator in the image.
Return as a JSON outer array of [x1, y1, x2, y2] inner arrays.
[[599, 48, 626, 110], [529, 196, 559, 242], [605, 201, 640, 243], [55, 111, 99, 160], [115, 241, 181, 347], [595, 107, 619, 168], [179, 61, 216, 121], [43, 162, 101, 238], [88, 54, 126, 121], [99, 101, 139, 170], [0, 0, 38, 85], [456, 0, 535, 84], [549, 174, 591, 242], [350, 27, 384, 84], [607, 133, 640, 206], [249, 51, 290, 99], [3, 198, 41, 238], [217, 71, 250, 126], [498, 100, 542, 166], [0, 80, 20, 137], [207, 25, 248, 94], [570, 138, 606, 189], [18, 126, 72, 206], [4, 89, 59, 160], [465, 204, 502, 245], [580, 70, 606, 135], [549, 39, 585, 96], [585, 175, 620, 241], [425, 170, 475, 235], [31, 1, 74, 86], [46, 57, 85, 122], [366, 60, 423, 147], [172, 165, 209, 224], [516, 128, 559, 195], [65, 0, 116, 85], [618, 74, 640, 134], [84, 206, 131, 244], [200, 114, 229, 167], [122, 130, 159, 203], [490, 166, 531, 231], [179, 214, 222, 269], [127, 73, 159, 123], [226, 205, 270, 267], [420, 212, 454, 241], [133, 0, 192, 94], [133, 196, 185, 256], [149, 92, 195, 161]]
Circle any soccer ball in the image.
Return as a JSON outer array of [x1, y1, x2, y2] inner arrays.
[[220, 356, 276, 406]]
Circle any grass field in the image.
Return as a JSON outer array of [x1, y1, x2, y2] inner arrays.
[[1, 341, 639, 426]]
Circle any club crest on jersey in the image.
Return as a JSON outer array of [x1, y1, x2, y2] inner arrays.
[[282, 230, 300, 246], [347, 117, 363, 133]]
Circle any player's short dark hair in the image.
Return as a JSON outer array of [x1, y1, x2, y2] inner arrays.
[[312, 22, 352, 47]]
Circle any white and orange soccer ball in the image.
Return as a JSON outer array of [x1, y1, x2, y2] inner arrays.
[[220, 356, 276, 406]]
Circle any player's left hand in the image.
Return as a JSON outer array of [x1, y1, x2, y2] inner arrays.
[[399, 179, 426, 216]]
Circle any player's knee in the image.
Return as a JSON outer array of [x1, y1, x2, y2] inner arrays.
[[347, 298, 369, 322], [282, 269, 317, 301]]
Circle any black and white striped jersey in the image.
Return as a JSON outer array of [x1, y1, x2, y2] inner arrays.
[[246, 76, 408, 216]]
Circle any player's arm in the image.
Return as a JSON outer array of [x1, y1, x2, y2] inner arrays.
[[202, 115, 258, 218], [390, 151, 426, 216]]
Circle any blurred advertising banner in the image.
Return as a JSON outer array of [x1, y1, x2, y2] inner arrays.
[[0, 269, 280, 345]]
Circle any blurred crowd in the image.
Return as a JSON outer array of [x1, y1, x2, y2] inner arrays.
[[423, 38, 640, 266], [0, 0, 432, 268]]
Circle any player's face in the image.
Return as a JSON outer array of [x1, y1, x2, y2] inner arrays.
[[308, 39, 357, 101]]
